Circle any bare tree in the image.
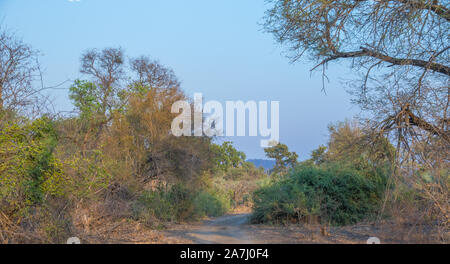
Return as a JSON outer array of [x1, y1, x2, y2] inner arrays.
[[130, 56, 180, 90], [264, 0, 449, 139], [0, 27, 39, 112], [80, 47, 125, 117]]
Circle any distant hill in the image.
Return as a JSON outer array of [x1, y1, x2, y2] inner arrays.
[[247, 159, 276, 172]]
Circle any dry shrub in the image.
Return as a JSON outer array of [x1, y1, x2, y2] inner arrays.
[[103, 183, 134, 219]]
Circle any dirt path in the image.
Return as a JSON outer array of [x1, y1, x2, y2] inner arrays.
[[164, 214, 257, 244], [161, 213, 411, 244]]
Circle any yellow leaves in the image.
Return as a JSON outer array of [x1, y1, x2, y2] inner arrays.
[[41, 159, 67, 198], [60, 152, 112, 200], [0, 118, 65, 211]]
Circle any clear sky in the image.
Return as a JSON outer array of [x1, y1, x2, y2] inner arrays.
[[0, 0, 359, 159]]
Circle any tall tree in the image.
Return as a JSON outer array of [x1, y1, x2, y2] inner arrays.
[[264, 143, 298, 175], [79, 47, 125, 118], [212, 141, 247, 172]]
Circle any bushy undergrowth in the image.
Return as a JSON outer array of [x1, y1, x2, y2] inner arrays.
[[132, 184, 230, 225], [0, 112, 265, 242], [251, 164, 387, 225], [0, 117, 64, 214], [193, 190, 230, 218], [211, 164, 266, 207], [133, 184, 194, 223], [0, 117, 77, 243], [132, 162, 267, 226]]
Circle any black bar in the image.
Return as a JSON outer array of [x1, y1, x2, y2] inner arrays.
[[0, 244, 446, 264]]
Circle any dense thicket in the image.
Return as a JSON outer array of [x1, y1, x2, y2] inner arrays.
[[252, 121, 392, 226], [252, 164, 387, 225]]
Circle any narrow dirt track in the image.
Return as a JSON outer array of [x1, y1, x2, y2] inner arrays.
[[161, 213, 409, 244], [164, 214, 257, 244]]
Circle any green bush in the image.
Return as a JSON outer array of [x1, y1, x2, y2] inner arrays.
[[193, 190, 230, 218], [133, 183, 233, 225], [251, 164, 387, 225], [0, 117, 66, 215], [133, 184, 196, 223], [208, 162, 267, 209]]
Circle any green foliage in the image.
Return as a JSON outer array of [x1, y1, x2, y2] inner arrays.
[[209, 162, 267, 209], [128, 83, 151, 97], [133, 183, 232, 224], [133, 184, 196, 223], [252, 121, 394, 226], [69, 80, 102, 120], [212, 141, 247, 172], [310, 145, 327, 165], [264, 143, 298, 175], [193, 190, 230, 218], [0, 117, 66, 213], [62, 150, 112, 200], [251, 164, 387, 225]]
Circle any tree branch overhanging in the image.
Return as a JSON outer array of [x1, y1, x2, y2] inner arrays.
[[380, 104, 450, 144], [354, 0, 450, 22], [396, 0, 450, 22], [312, 47, 450, 76]]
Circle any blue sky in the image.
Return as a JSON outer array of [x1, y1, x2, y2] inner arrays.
[[0, 0, 359, 159]]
